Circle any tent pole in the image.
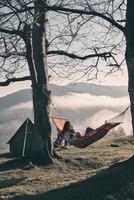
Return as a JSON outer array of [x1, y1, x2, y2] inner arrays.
[[22, 119, 29, 156]]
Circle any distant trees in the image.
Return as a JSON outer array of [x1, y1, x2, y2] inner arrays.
[[106, 126, 126, 139], [0, 0, 134, 164]]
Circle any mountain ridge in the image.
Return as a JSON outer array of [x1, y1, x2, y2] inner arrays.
[[0, 83, 128, 111]]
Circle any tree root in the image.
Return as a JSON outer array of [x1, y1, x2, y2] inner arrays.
[[52, 149, 62, 160]]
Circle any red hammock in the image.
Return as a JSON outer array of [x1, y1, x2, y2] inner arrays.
[[51, 107, 128, 148], [68, 122, 120, 148]]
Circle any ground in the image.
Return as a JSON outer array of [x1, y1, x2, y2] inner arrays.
[[0, 136, 134, 200]]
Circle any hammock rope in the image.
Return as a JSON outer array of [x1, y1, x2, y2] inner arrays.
[[106, 106, 129, 124]]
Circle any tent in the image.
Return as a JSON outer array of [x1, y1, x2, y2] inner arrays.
[[7, 118, 33, 156]]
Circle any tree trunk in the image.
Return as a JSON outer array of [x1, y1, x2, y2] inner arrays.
[[31, 88, 52, 165], [24, 0, 52, 165], [31, 0, 52, 165], [125, 0, 134, 136]]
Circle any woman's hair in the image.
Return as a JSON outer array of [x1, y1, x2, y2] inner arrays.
[[62, 121, 71, 133]]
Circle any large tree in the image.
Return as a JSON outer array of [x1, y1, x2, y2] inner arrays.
[[0, 0, 133, 164], [0, 0, 53, 164]]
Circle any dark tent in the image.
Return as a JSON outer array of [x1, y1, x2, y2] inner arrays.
[[7, 118, 33, 156]]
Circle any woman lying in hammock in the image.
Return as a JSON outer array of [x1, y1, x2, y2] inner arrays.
[[62, 121, 81, 144], [54, 121, 81, 148]]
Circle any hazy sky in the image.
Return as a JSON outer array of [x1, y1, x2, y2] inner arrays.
[[0, 0, 128, 98]]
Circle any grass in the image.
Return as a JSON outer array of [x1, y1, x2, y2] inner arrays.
[[0, 136, 134, 200]]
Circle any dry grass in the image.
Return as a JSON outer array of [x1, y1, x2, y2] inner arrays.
[[0, 136, 134, 200]]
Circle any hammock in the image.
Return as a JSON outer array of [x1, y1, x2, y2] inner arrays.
[[69, 122, 120, 148], [51, 116, 68, 132], [51, 107, 129, 148]]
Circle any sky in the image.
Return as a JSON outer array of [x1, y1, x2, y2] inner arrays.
[[0, 0, 128, 98]]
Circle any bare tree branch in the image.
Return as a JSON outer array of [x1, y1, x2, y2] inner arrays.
[[47, 50, 112, 60], [0, 27, 23, 36], [45, 3, 125, 33], [0, 6, 34, 17], [0, 76, 31, 86]]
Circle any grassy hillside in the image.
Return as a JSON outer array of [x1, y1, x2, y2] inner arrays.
[[0, 136, 134, 200]]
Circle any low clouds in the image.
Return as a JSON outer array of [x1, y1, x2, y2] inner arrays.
[[0, 102, 33, 146], [0, 102, 33, 124], [52, 93, 129, 110], [11, 101, 33, 110]]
